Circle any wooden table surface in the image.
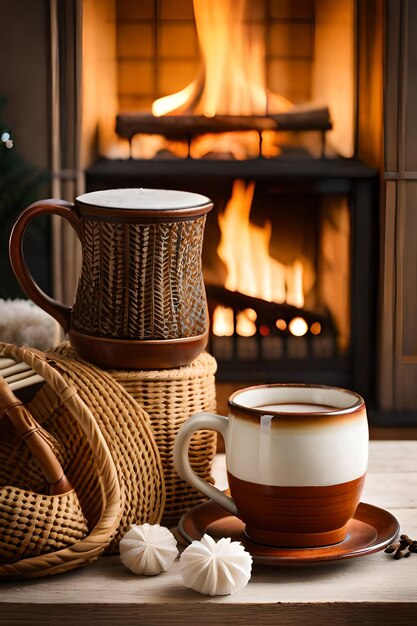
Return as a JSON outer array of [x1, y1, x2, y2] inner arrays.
[[1, 441, 417, 625]]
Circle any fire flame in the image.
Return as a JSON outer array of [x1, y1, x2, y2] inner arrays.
[[213, 180, 307, 337], [217, 180, 305, 307], [153, 0, 291, 118], [149, 0, 292, 158]]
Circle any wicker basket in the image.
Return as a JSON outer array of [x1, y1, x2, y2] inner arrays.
[[0, 378, 89, 566], [39, 348, 165, 551], [0, 344, 122, 579], [0, 342, 165, 578], [51, 344, 218, 526], [109, 351, 218, 526]]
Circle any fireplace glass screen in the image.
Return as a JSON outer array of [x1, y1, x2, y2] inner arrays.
[[204, 181, 350, 378]]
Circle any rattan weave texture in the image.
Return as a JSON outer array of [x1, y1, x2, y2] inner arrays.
[[45, 347, 166, 550], [0, 343, 122, 579], [0, 342, 165, 580], [108, 351, 218, 526], [51, 345, 218, 526], [0, 487, 88, 565]]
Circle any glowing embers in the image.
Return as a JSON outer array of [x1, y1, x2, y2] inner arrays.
[[212, 306, 234, 337], [236, 309, 257, 338], [310, 321, 322, 336], [210, 295, 335, 364], [288, 317, 308, 337], [213, 308, 257, 338], [212, 306, 322, 340], [276, 319, 287, 331]]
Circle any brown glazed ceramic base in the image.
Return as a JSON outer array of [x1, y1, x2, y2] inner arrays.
[[178, 500, 400, 566], [227, 472, 366, 548], [68, 328, 208, 370], [244, 523, 348, 548]]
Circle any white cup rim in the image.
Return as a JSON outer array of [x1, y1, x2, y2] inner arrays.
[[228, 383, 365, 417]]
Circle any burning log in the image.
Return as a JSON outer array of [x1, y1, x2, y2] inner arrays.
[[116, 114, 275, 141], [115, 107, 332, 142], [205, 284, 333, 333], [269, 107, 332, 131]]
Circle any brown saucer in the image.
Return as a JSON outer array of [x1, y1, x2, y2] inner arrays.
[[178, 500, 400, 566]]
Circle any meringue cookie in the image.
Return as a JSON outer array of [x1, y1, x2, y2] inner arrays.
[[180, 534, 253, 596], [119, 523, 178, 576]]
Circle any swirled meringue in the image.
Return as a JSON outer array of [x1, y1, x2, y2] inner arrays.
[[180, 534, 252, 596], [119, 523, 178, 576]]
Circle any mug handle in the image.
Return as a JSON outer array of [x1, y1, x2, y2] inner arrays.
[[173, 412, 239, 516], [9, 199, 83, 334]]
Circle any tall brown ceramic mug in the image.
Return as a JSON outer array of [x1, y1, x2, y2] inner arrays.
[[174, 384, 369, 548], [9, 188, 213, 369]]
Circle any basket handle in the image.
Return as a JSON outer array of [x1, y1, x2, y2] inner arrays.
[[0, 377, 72, 495]]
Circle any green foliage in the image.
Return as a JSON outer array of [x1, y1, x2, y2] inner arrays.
[[0, 96, 50, 298]]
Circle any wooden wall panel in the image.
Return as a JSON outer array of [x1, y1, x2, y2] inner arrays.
[[405, 1, 417, 171], [378, 181, 396, 411], [379, 179, 417, 412], [400, 182, 417, 359], [384, 0, 400, 173], [395, 182, 417, 409], [380, 1, 417, 413]]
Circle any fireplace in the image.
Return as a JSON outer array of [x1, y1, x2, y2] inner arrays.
[[81, 0, 377, 402], [11, 0, 417, 422], [84, 0, 356, 160], [12, 0, 417, 419]]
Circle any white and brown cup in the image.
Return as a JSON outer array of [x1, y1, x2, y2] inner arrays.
[[174, 384, 368, 548]]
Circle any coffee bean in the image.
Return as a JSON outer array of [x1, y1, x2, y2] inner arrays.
[[386, 533, 417, 560], [400, 534, 412, 544]]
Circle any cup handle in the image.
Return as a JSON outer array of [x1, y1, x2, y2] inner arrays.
[[173, 412, 238, 517], [9, 199, 82, 334]]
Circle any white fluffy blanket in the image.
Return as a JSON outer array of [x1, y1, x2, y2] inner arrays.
[[0, 299, 57, 350]]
